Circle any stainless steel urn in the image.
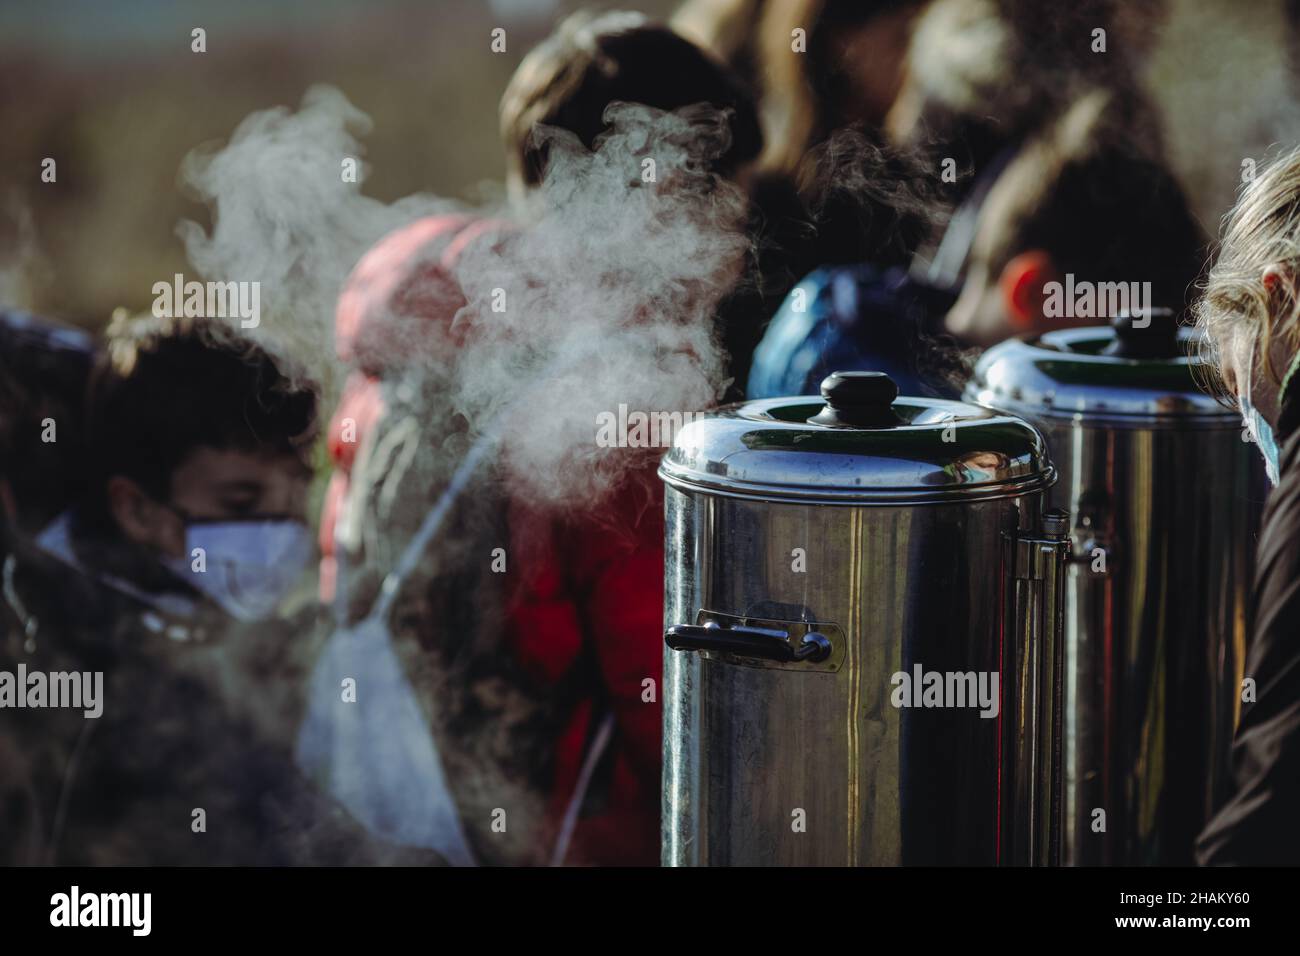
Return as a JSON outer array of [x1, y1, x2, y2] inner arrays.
[[661, 371, 1068, 866], [966, 315, 1264, 865]]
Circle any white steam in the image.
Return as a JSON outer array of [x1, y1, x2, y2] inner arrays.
[[173, 87, 751, 861], [451, 101, 749, 504], [178, 85, 749, 508], [177, 85, 459, 398], [0, 195, 51, 310]]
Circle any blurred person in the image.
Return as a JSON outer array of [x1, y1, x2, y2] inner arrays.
[[885, 0, 1167, 188], [501, 8, 772, 395], [937, 89, 1203, 349], [674, 0, 925, 175], [0, 311, 422, 864], [747, 0, 1189, 399], [676, 0, 934, 310], [1195, 146, 1300, 864], [60, 311, 317, 625], [644, 5, 942, 394], [317, 10, 764, 865], [749, 0, 925, 179], [671, 0, 767, 95], [500, 9, 761, 204], [0, 309, 95, 539], [749, 85, 1205, 398]]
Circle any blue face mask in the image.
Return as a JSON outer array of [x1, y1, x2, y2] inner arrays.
[[163, 519, 313, 622], [1240, 345, 1300, 486], [1242, 395, 1282, 485]]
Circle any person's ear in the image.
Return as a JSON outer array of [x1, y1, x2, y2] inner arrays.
[[1263, 263, 1296, 303], [999, 251, 1056, 331], [106, 475, 181, 555]]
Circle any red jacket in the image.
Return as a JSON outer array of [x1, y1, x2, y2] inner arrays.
[[321, 215, 663, 865]]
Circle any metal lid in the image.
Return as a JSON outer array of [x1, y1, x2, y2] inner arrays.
[[660, 371, 1055, 505], [967, 317, 1234, 425]]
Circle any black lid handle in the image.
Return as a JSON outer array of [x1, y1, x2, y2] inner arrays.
[[808, 371, 902, 428], [1103, 308, 1179, 359]]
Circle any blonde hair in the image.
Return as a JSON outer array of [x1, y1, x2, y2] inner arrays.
[[753, 0, 825, 175], [904, 0, 1011, 121], [678, 0, 927, 177], [671, 0, 766, 66], [673, 0, 826, 175], [1195, 146, 1300, 395]]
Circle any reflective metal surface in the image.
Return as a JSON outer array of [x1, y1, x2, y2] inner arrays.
[[1039, 418, 1258, 865], [1004, 515, 1071, 866], [662, 395, 1054, 505], [972, 327, 1227, 423], [661, 383, 1065, 866], [969, 328, 1264, 865]]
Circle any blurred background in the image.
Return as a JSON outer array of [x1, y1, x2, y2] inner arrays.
[[0, 0, 678, 325], [2, 0, 1300, 330]]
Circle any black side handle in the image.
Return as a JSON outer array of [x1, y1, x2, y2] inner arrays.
[[665, 621, 832, 663]]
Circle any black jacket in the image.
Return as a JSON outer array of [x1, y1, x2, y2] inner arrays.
[[1197, 386, 1300, 865], [0, 525, 436, 865]]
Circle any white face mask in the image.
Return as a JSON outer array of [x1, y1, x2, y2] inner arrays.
[[164, 519, 313, 622]]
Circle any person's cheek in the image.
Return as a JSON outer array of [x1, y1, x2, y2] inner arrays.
[[292, 473, 312, 519], [1226, 326, 1257, 400], [155, 505, 189, 561], [264, 474, 309, 520]]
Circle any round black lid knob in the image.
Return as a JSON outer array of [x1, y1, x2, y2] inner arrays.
[[1103, 307, 1179, 359], [808, 371, 902, 428]]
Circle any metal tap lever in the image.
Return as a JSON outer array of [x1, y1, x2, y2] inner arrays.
[[665, 621, 832, 663]]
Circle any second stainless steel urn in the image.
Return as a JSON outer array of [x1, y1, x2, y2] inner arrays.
[[966, 314, 1264, 866], [661, 371, 1067, 866]]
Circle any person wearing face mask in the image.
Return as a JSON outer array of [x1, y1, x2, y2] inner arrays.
[[0, 312, 431, 865], [29, 310, 318, 629], [1195, 147, 1300, 865]]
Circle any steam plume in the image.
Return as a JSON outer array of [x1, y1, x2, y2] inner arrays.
[[178, 85, 750, 508]]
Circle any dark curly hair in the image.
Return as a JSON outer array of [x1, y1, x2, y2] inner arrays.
[[87, 312, 317, 503]]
